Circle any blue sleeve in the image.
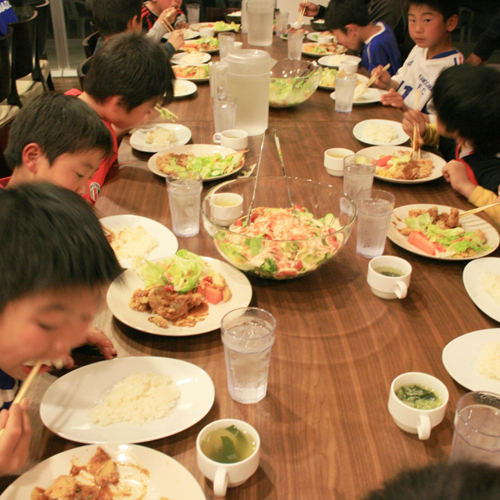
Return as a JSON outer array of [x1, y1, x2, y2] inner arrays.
[[0, 0, 18, 37], [361, 24, 401, 75]]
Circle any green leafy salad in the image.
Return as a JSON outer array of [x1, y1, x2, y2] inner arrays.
[[269, 69, 321, 107], [213, 21, 240, 32]]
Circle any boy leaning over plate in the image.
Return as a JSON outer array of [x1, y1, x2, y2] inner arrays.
[[0, 183, 122, 475]]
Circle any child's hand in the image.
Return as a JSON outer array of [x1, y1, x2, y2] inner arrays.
[[442, 160, 476, 198], [380, 88, 404, 109], [298, 2, 319, 17], [402, 108, 426, 148], [0, 399, 31, 476], [160, 7, 177, 25], [84, 327, 117, 360], [370, 65, 391, 88], [168, 30, 185, 51], [176, 20, 188, 29]]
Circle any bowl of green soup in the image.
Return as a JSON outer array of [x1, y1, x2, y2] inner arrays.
[[388, 372, 449, 440]]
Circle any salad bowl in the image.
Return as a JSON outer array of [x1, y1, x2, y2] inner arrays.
[[202, 176, 356, 280], [269, 59, 322, 108]]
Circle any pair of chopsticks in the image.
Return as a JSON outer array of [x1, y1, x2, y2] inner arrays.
[[364, 63, 390, 89], [412, 91, 421, 159], [101, 223, 115, 239], [154, 105, 179, 122], [298, 1, 308, 25], [160, 16, 175, 33], [460, 201, 500, 218], [0, 361, 43, 438]]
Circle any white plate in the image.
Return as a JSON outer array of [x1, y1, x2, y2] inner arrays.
[[171, 51, 211, 65], [163, 28, 199, 40], [107, 256, 252, 336], [307, 32, 321, 42], [100, 215, 178, 268], [40, 357, 215, 444], [463, 258, 500, 323], [181, 37, 219, 53], [318, 54, 354, 67], [330, 86, 385, 104], [353, 120, 410, 146], [0, 443, 205, 500], [130, 124, 192, 153], [302, 42, 346, 57], [148, 144, 243, 180], [356, 145, 444, 183], [442, 329, 500, 392], [174, 79, 197, 98], [318, 72, 367, 91], [172, 64, 210, 82], [388, 203, 500, 260]]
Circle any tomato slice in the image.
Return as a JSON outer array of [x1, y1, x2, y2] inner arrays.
[[377, 155, 393, 167]]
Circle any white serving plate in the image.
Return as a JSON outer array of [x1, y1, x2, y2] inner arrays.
[[130, 123, 192, 153]]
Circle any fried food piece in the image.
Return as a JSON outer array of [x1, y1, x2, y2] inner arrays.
[[475, 229, 487, 243], [43, 475, 77, 499], [129, 288, 152, 312], [401, 160, 422, 180], [147, 286, 204, 321], [435, 207, 459, 229], [88, 447, 119, 487]]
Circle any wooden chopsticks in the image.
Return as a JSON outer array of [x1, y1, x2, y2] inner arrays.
[[412, 90, 421, 159], [298, 1, 308, 25], [0, 361, 43, 438], [459, 201, 500, 218], [154, 105, 179, 122], [364, 63, 390, 90], [161, 17, 175, 32]]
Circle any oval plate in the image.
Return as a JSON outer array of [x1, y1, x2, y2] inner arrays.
[[171, 51, 211, 65], [130, 123, 192, 153], [174, 79, 198, 98]]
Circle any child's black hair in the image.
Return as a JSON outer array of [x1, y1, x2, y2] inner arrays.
[[325, 0, 370, 32], [408, 0, 459, 22], [90, 0, 142, 37]]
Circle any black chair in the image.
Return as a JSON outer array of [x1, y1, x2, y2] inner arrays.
[[0, 28, 13, 104], [77, 57, 93, 90], [8, 10, 39, 108], [82, 30, 100, 59], [33, 0, 54, 91]]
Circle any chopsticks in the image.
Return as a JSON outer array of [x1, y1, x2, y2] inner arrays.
[[412, 91, 421, 159], [101, 223, 115, 239], [459, 201, 500, 218], [0, 361, 43, 438], [298, 1, 308, 25], [364, 63, 390, 90], [154, 105, 179, 122], [160, 17, 175, 33]]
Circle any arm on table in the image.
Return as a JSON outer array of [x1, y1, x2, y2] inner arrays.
[[469, 186, 500, 226]]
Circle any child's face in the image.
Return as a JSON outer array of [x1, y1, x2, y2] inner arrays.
[[0, 287, 101, 380], [111, 98, 157, 130], [408, 4, 456, 51], [155, 0, 180, 12], [332, 27, 362, 52], [36, 148, 104, 196]]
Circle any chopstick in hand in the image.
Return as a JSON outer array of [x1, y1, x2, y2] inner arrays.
[[459, 201, 500, 218], [161, 17, 175, 32], [364, 63, 390, 89], [154, 105, 179, 122], [0, 360, 43, 438], [298, 0, 308, 25], [412, 91, 421, 159]]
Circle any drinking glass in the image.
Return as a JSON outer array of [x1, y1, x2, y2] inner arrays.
[[274, 11, 289, 37], [166, 171, 203, 237], [246, 0, 274, 46], [343, 154, 376, 200], [186, 3, 200, 24], [450, 391, 500, 466], [287, 33, 304, 60], [335, 73, 357, 113], [356, 188, 395, 258], [221, 307, 277, 404], [212, 95, 237, 133], [218, 32, 236, 59]]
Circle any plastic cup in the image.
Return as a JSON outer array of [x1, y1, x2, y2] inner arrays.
[[212, 95, 238, 133], [218, 32, 236, 59], [166, 171, 203, 237], [221, 307, 276, 404], [343, 154, 376, 200], [356, 188, 395, 258], [186, 3, 200, 24], [287, 33, 304, 60], [275, 11, 289, 37], [335, 72, 357, 113]]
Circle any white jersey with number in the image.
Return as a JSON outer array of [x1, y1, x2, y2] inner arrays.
[[391, 45, 463, 119]]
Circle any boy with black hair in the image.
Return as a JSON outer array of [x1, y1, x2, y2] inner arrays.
[[2, 92, 112, 193], [0, 182, 122, 475], [325, 0, 401, 76], [372, 0, 462, 116], [66, 33, 174, 203]]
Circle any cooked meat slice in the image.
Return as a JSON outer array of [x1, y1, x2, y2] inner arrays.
[[31, 487, 47, 500], [401, 160, 421, 180], [43, 475, 77, 499], [436, 208, 460, 229], [129, 288, 152, 312], [88, 447, 119, 486], [475, 229, 487, 243], [147, 287, 204, 321]]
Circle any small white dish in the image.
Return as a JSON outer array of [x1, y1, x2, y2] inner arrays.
[[338, 55, 361, 73], [213, 129, 249, 150], [353, 119, 410, 146], [130, 123, 192, 153], [174, 79, 198, 98], [209, 192, 244, 225], [367, 255, 412, 299], [324, 147, 354, 176]]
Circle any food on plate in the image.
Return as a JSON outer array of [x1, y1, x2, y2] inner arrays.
[[31, 447, 126, 500], [173, 64, 210, 79], [397, 206, 490, 257], [180, 27, 197, 38], [376, 150, 433, 180], [174, 80, 188, 96], [319, 67, 338, 87], [89, 371, 180, 425], [363, 122, 398, 144], [107, 225, 159, 260], [155, 150, 245, 178], [213, 21, 240, 32], [303, 42, 345, 55], [129, 250, 232, 328], [395, 384, 443, 410], [181, 36, 219, 52], [200, 425, 257, 464], [476, 342, 500, 380], [143, 127, 179, 149], [214, 206, 344, 279], [174, 51, 207, 64], [482, 271, 500, 305], [286, 27, 308, 36]]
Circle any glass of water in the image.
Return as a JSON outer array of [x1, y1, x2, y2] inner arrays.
[[221, 307, 277, 404], [166, 171, 203, 237], [343, 154, 376, 200], [218, 32, 236, 59]]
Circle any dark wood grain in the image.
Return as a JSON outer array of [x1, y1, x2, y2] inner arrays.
[[4, 30, 499, 500]]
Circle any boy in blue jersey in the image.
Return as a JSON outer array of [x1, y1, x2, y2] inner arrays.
[[325, 0, 401, 76], [0, 0, 17, 37]]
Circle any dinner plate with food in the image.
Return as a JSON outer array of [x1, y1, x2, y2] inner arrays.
[[353, 120, 410, 147], [163, 27, 199, 40], [302, 41, 346, 57], [172, 63, 210, 81], [463, 257, 500, 323], [130, 123, 192, 153], [100, 215, 178, 268], [330, 85, 385, 104], [442, 328, 500, 393], [319, 70, 367, 90], [39, 356, 215, 444], [281, 27, 309, 40], [148, 144, 245, 180], [0, 444, 205, 500], [387, 204, 500, 260], [107, 251, 252, 336], [171, 50, 211, 65], [190, 21, 240, 32], [181, 35, 219, 52], [318, 53, 351, 67], [357, 145, 444, 183], [174, 79, 197, 97]]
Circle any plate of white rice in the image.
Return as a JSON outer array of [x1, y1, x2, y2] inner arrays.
[[353, 119, 409, 146], [100, 215, 178, 268], [442, 328, 500, 392], [40, 356, 215, 444], [463, 257, 500, 323], [130, 123, 192, 153]]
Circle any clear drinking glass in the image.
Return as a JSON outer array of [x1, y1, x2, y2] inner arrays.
[[287, 33, 304, 60], [218, 32, 236, 59], [274, 11, 289, 37], [343, 154, 376, 200], [356, 188, 395, 258], [186, 3, 200, 24], [335, 73, 357, 113], [212, 95, 237, 133], [221, 307, 277, 404]]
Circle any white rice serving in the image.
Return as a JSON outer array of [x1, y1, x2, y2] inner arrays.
[[110, 225, 158, 260], [477, 342, 500, 380], [364, 122, 398, 143], [144, 127, 178, 148], [482, 271, 500, 305], [89, 371, 181, 425]]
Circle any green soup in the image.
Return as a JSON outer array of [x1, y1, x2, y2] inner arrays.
[[396, 384, 442, 410], [374, 266, 405, 277], [200, 425, 256, 464]]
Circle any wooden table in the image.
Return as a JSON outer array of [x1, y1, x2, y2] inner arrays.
[[3, 32, 500, 499]]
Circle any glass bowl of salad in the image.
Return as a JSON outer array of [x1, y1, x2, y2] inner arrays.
[[202, 176, 357, 279], [269, 59, 322, 108]]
